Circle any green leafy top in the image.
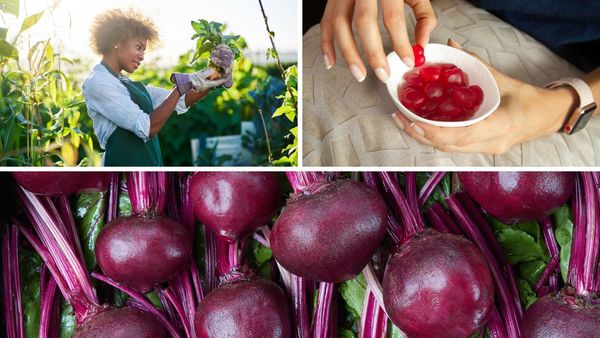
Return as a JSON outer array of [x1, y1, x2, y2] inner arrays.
[[190, 19, 244, 65]]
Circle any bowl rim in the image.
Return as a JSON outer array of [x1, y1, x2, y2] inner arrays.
[[385, 43, 501, 128]]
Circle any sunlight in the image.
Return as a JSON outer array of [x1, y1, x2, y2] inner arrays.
[[2, 0, 298, 71]]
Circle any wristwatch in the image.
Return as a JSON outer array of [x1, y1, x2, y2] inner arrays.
[[545, 78, 597, 135]]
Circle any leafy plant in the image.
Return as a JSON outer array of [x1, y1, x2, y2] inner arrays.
[[190, 19, 244, 70]]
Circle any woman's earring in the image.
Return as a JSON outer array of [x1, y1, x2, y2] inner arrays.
[[114, 45, 118, 49]]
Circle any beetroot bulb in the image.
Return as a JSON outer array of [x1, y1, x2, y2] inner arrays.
[[378, 173, 494, 338], [95, 215, 192, 293], [12, 172, 110, 195], [521, 289, 600, 338], [382, 230, 495, 338], [521, 173, 600, 338], [458, 172, 576, 224], [95, 173, 192, 293], [73, 307, 166, 338], [190, 172, 283, 241], [270, 179, 388, 283], [194, 274, 291, 338]]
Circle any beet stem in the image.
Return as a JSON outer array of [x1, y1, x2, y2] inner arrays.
[[106, 173, 119, 223], [18, 189, 100, 322], [418, 172, 446, 208], [405, 172, 426, 227], [446, 194, 521, 338], [534, 255, 560, 295], [379, 172, 421, 241], [91, 272, 181, 338], [313, 282, 334, 338], [162, 287, 193, 338], [3, 224, 24, 338], [39, 277, 59, 338], [569, 175, 587, 293], [582, 172, 599, 294], [363, 172, 402, 244], [487, 307, 508, 338], [362, 263, 385, 315]]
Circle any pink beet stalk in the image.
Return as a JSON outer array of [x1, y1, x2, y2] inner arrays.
[[539, 216, 561, 293], [362, 172, 402, 244], [418, 172, 446, 208], [3, 223, 25, 338]]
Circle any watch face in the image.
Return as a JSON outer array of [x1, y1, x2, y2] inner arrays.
[[568, 102, 597, 134]]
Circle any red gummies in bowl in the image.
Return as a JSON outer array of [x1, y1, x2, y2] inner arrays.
[[398, 62, 483, 122]]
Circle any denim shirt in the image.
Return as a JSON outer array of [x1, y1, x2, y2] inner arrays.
[[469, 0, 600, 72], [82, 64, 189, 149]]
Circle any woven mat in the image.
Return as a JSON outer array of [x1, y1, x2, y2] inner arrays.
[[302, 0, 599, 166]]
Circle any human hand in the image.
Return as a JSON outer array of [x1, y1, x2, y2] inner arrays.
[[190, 68, 228, 92], [320, 0, 437, 83], [391, 39, 578, 155]]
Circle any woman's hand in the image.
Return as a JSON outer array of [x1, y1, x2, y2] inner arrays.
[[190, 69, 228, 91], [392, 39, 578, 155], [320, 0, 437, 82]]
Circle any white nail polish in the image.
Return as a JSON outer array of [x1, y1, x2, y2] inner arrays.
[[391, 113, 404, 130], [349, 65, 366, 83], [402, 57, 415, 68], [374, 67, 389, 82], [323, 54, 332, 70]]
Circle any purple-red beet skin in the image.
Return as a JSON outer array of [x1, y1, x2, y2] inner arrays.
[[95, 216, 192, 293], [383, 230, 495, 338], [12, 172, 110, 195], [73, 307, 166, 338], [190, 172, 283, 241], [270, 180, 387, 283], [194, 278, 291, 338], [458, 172, 576, 224]]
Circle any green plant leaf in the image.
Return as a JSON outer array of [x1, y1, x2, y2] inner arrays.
[[0, 0, 19, 16], [496, 228, 547, 265], [0, 27, 7, 40], [553, 205, 573, 283], [0, 38, 18, 59], [338, 273, 367, 322], [272, 105, 293, 118], [19, 10, 44, 34], [74, 191, 107, 270], [20, 247, 42, 338], [59, 302, 75, 338]]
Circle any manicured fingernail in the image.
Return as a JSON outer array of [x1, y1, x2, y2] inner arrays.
[[323, 54, 332, 70], [349, 65, 366, 82], [374, 67, 389, 82], [410, 122, 425, 136], [402, 57, 415, 68], [391, 113, 404, 130]]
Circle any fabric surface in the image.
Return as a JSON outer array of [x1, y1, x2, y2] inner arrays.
[[302, 0, 599, 167]]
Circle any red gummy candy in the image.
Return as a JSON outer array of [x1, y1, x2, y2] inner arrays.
[[418, 64, 441, 82], [440, 66, 467, 87], [399, 87, 426, 110], [423, 82, 444, 100], [403, 72, 425, 88], [412, 44, 425, 67]]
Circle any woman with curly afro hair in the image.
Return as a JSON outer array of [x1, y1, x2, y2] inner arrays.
[[83, 8, 230, 166]]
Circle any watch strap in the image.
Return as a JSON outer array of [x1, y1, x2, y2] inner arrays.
[[545, 77, 597, 134]]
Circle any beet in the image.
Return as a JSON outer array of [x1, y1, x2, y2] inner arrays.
[[522, 290, 600, 338], [194, 277, 291, 338], [73, 307, 166, 338], [13, 172, 110, 195], [95, 215, 192, 293], [383, 230, 495, 338], [190, 172, 283, 241], [270, 179, 387, 283], [458, 172, 576, 224]]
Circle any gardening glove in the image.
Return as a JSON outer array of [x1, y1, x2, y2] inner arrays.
[[189, 68, 228, 92]]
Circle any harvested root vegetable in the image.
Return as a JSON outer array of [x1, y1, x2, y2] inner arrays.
[[190, 172, 283, 241], [194, 275, 291, 338], [270, 179, 387, 283], [521, 289, 600, 338], [12, 172, 109, 195], [383, 230, 495, 338], [95, 215, 192, 293], [73, 307, 166, 338], [458, 172, 576, 224]]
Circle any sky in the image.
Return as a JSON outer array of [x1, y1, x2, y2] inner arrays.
[[2, 0, 298, 68]]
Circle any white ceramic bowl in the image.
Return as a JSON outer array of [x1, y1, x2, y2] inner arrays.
[[386, 43, 501, 127]]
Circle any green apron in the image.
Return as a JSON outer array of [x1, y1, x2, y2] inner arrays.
[[101, 62, 163, 166]]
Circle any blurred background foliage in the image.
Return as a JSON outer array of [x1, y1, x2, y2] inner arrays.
[[1, 0, 297, 166]]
